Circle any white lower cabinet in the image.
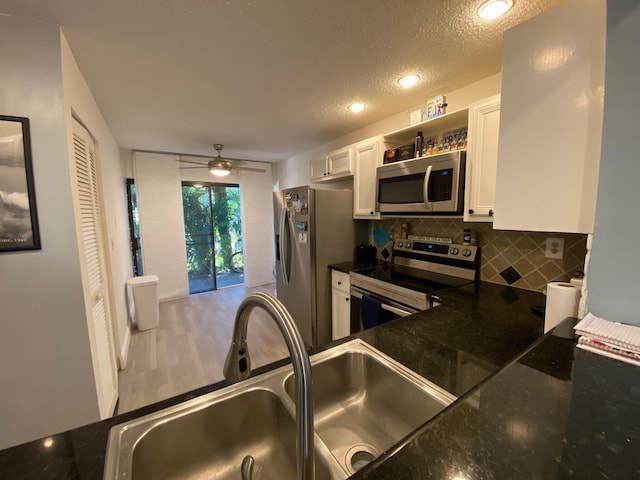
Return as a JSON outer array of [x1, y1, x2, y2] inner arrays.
[[331, 270, 351, 340], [464, 94, 501, 222], [353, 137, 382, 219]]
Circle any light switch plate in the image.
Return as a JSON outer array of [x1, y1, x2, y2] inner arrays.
[[545, 237, 564, 259]]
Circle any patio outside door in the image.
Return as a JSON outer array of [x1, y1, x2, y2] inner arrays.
[[182, 182, 243, 294]]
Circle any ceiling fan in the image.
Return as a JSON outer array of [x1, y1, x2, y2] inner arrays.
[[177, 144, 266, 176]]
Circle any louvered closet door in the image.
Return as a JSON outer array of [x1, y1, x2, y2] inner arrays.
[[72, 119, 118, 418]]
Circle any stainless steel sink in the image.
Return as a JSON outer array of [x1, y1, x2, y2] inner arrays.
[[129, 389, 331, 480], [104, 339, 456, 479], [284, 342, 456, 475]]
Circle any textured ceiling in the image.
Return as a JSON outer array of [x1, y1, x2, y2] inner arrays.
[[0, 0, 563, 162]]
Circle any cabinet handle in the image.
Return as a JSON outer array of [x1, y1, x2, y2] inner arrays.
[[468, 209, 474, 214], [337, 281, 342, 285], [489, 209, 494, 217], [345, 297, 349, 302]]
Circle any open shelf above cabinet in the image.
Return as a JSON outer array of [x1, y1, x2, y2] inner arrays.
[[384, 107, 469, 145]]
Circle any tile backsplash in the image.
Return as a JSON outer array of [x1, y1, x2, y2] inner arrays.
[[372, 218, 587, 292]]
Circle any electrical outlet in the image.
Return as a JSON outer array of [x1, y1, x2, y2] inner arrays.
[[545, 237, 564, 259]]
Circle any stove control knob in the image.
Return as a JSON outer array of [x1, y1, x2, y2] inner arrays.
[[462, 249, 472, 257], [450, 247, 459, 255], [397, 241, 403, 248], [406, 242, 412, 249]]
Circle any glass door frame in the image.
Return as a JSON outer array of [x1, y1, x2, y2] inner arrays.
[[182, 181, 241, 294]]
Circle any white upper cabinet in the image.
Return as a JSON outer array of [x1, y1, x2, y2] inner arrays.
[[353, 137, 382, 219], [493, 0, 605, 233], [310, 147, 353, 182], [464, 94, 501, 222]]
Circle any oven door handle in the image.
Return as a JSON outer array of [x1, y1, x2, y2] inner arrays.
[[423, 164, 433, 208], [350, 289, 415, 317], [380, 303, 413, 317]]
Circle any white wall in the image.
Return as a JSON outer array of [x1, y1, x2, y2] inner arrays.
[[133, 152, 190, 301], [60, 34, 132, 367], [276, 73, 502, 189], [0, 16, 100, 449], [587, 0, 640, 325]]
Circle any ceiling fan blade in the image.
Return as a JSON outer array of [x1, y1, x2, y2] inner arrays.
[[178, 166, 208, 169], [233, 166, 267, 173], [177, 159, 208, 166]]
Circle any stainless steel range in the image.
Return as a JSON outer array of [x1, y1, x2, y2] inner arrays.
[[349, 238, 479, 331]]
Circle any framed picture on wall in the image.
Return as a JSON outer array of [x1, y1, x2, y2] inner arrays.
[[0, 115, 41, 252]]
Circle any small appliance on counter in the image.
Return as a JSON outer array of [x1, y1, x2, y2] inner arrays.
[[355, 244, 377, 265]]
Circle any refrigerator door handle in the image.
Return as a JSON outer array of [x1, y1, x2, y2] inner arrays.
[[279, 206, 290, 285]]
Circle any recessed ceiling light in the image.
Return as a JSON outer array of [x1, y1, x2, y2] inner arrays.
[[348, 103, 366, 113], [398, 74, 420, 88], [477, 0, 513, 19]]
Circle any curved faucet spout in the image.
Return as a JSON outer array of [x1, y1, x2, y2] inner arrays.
[[223, 292, 314, 480]]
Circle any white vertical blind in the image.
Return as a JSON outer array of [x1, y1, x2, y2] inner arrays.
[[72, 119, 118, 417]]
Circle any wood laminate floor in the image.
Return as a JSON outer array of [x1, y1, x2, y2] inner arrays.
[[117, 283, 289, 413]]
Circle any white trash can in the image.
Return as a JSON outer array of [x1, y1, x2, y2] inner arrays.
[[126, 275, 159, 330]]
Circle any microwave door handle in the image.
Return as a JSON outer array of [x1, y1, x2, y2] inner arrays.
[[279, 206, 290, 285], [423, 165, 433, 208]]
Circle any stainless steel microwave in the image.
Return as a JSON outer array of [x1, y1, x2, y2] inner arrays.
[[376, 151, 466, 215]]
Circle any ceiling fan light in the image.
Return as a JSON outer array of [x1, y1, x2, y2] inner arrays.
[[209, 166, 231, 176]]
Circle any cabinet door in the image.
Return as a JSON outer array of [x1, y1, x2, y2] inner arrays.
[[310, 156, 328, 182], [331, 288, 351, 340], [464, 95, 501, 222], [353, 138, 382, 219], [331, 270, 351, 340], [494, 0, 605, 233], [327, 148, 353, 178]]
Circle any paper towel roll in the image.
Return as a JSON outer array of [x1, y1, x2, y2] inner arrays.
[[545, 282, 580, 335]]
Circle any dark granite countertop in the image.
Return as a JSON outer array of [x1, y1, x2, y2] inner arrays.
[[355, 330, 640, 480], [328, 260, 389, 274], [1, 281, 638, 479]]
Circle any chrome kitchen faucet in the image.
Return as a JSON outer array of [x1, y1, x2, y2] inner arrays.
[[223, 292, 314, 480]]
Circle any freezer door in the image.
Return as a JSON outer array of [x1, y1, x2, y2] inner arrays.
[[273, 187, 314, 345]]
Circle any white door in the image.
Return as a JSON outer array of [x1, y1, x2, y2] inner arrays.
[[71, 118, 118, 418]]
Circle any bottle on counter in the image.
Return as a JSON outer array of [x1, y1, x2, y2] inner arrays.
[[415, 131, 423, 158]]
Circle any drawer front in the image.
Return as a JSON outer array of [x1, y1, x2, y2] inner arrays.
[[331, 270, 350, 293]]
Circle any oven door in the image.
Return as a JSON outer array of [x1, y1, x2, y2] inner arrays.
[[350, 285, 422, 333]]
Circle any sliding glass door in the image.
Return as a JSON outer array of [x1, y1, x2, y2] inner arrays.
[[182, 182, 243, 294]]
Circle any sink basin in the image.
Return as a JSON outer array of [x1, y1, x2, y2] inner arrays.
[[104, 339, 456, 479], [283, 344, 456, 474], [129, 389, 331, 480], [105, 384, 335, 480]]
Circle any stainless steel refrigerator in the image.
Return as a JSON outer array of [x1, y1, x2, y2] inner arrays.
[[274, 187, 366, 347]]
